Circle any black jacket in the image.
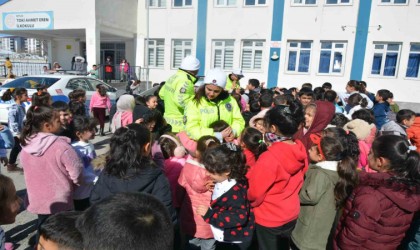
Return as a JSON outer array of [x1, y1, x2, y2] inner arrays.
[[90, 163, 177, 223]]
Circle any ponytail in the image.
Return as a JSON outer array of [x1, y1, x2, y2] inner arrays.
[[320, 134, 359, 208], [20, 106, 55, 146], [335, 155, 358, 208], [1, 89, 13, 102], [240, 127, 267, 159]]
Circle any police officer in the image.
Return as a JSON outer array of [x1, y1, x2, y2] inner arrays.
[[184, 68, 245, 141], [159, 56, 200, 133]]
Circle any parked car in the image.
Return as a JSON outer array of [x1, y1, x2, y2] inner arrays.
[[0, 75, 125, 124]]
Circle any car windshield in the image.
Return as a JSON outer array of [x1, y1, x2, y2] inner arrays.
[[87, 78, 117, 93], [2, 77, 60, 89]]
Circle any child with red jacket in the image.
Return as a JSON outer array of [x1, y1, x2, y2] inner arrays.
[[248, 103, 308, 250]]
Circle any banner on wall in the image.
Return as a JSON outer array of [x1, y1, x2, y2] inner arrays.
[[2, 11, 54, 30]]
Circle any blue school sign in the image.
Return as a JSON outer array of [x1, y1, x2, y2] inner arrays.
[[2, 11, 54, 30]]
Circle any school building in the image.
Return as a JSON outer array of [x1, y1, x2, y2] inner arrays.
[[1, 0, 420, 106]]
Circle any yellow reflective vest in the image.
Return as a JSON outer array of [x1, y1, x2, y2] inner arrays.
[[225, 75, 240, 91], [159, 70, 197, 132], [184, 93, 245, 140]]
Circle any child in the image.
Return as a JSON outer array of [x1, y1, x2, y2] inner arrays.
[[343, 119, 377, 172], [339, 80, 373, 109], [90, 123, 176, 222], [178, 136, 220, 250], [334, 135, 420, 249], [381, 109, 416, 140], [110, 94, 135, 133], [343, 93, 368, 119], [7, 88, 28, 172], [407, 113, 420, 153], [249, 108, 269, 133], [0, 125, 14, 171], [248, 103, 308, 250], [19, 106, 83, 230], [77, 193, 174, 250], [52, 101, 73, 139], [68, 89, 87, 116], [145, 95, 158, 110], [373, 89, 392, 130], [330, 113, 349, 128], [294, 100, 335, 151], [324, 90, 344, 113], [88, 64, 99, 79], [37, 211, 83, 250], [239, 127, 265, 178], [0, 89, 15, 104], [32, 91, 52, 107], [89, 84, 111, 136], [197, 143, 254, 249], [291, 133, 358, 250], [209, 120, 237, 143], [158, 133, 187, 209], [70, 116, 98, 211], [0, 175, 22, 250], [297, 87, 314, 107]]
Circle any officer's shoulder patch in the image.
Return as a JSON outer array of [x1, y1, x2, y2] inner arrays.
[[225, 103, 232, 112], [180, 87, 186, 93]]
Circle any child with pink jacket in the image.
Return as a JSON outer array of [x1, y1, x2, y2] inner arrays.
[[177, 136, 220, 250]]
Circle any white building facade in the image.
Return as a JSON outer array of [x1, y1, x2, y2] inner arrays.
[[1, 0, 420, 105]]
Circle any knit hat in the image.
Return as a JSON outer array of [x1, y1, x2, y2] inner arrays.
[[204, 68, 227, 89], [343, 119, 375, 140], [180, 56, 200, 71]]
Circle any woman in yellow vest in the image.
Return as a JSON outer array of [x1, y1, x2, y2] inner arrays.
[[184, 68, 245, 141]]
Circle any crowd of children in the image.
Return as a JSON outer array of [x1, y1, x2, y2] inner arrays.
[[0, 71, 419, 250]]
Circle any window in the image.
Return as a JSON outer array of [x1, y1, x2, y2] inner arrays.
[[325, 0, 351, 4], [172, 39, 192, 68], [380, 0, 407, 4], [291, 0, 317, 5], [212, 40, 234, 69], [241, 40, 264, 70], [244, 0, 266, 6], [318, 41, 346, 74], [216, 0, 236, 6], [148, 0, 166, 7], [173, 0, 192, 7], [66, 79, 93, 91], [147, 39, 165, 68], [406, 44, 420, 79], [286, 41, 312, 73], [371, 43, 401, 77]]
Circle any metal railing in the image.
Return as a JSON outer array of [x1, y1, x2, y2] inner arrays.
[[0, 61, 51, 77]]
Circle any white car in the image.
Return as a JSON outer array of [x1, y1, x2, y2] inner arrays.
[[0, 75, 125, 124]]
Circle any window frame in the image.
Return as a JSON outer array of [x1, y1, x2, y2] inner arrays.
[[378, 0, 408, 5], [369, 42, 402, 78], [212, 40, 235, 70], [172, 0, 193, 8], [285, 40, 313, 74], [317, 41, 347, 76], [405, 43, 420, 80], [324, 0, 352, 5], [291, 0, 318, 6], [147, 0, 166, 8], [215, 0, 237, 7], [243, 0, 268, 7], [171, 39, 193, 69], [147, 39, 165, 68], [240, 40, 265, 71]]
